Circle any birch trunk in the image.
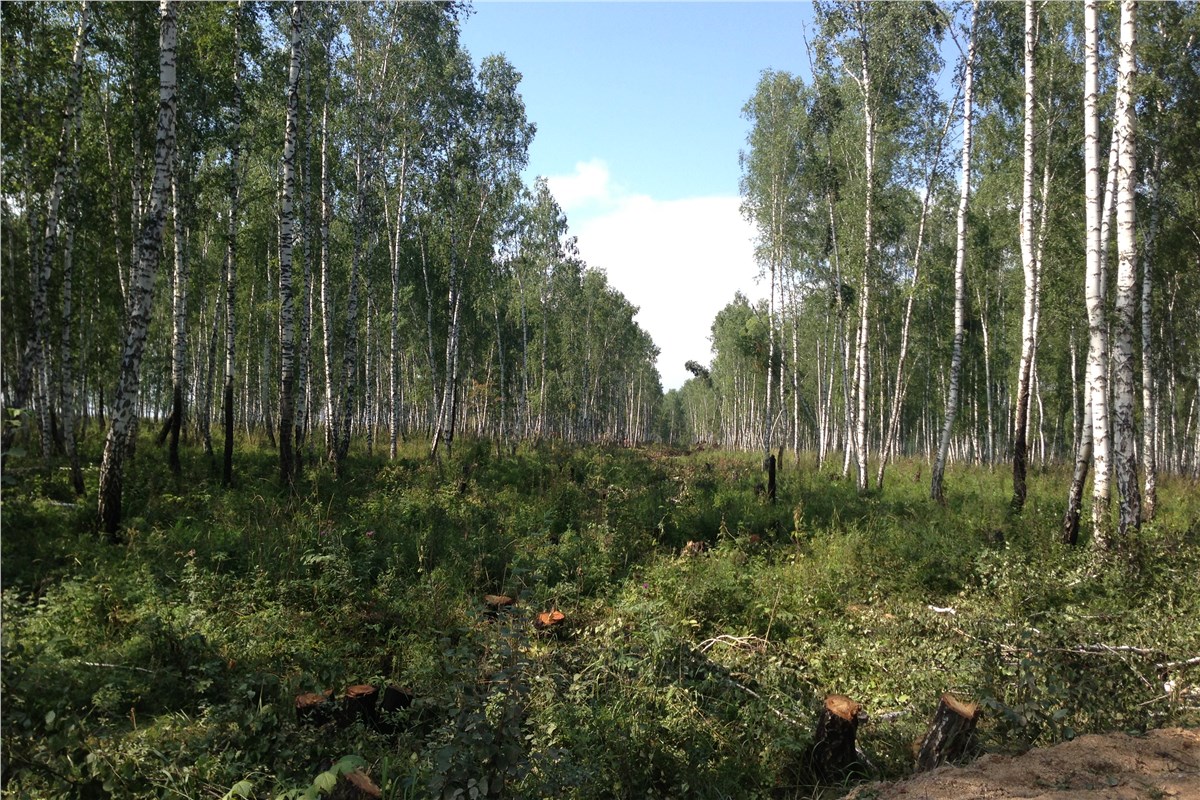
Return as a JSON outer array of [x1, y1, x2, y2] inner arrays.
[[168, 151, 187, 475], [28, 1, 89, 465], [853, 2, 875, 494], [1084, 0, 1113, 542], [387, 143, 409, 459], [432, 192, 488, 460], [978, 288, 994, 465], [930, 7, 976, 502], [335, 144, 364, 467], [297, 60, 315, 473], [201, 265, 221, 458], [1011, 0, 1038, 512], [517, 269, 531, 438], [1063, 395, 1093, 545], [277, 2, 301, 486], [792, 275, 800, 457], [432, 252, 465, 459], [1111, 0, 1141, 538], [1140, 146, 1161, 520], [98, 0, 177, 536], [881, 92, 956, 490], [1065, 88, 1120, 536], [100, 77, 130, 312], [60, 219, 84, 495], [222, 2, 242, 488], [320, 82, 337, 461], [417, 229, 439, 435]]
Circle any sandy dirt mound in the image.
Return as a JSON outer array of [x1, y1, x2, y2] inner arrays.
[[844, 727, 1200, 799]]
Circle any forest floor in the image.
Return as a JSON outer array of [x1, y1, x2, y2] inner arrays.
[[845, 727, 1200, 799], [3, 437, 1199, 798]]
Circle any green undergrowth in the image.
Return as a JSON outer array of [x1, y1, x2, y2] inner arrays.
[[2, 438, 1198, 798]]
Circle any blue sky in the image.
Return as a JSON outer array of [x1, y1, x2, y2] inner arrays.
[[458, 2, 822, 390]]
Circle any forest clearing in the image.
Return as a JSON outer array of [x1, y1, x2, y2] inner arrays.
[[3, 440, 1199, 798], [3, 0, 1200, 797]]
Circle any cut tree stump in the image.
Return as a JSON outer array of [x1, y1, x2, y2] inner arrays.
[[294, 689, 334, 726], [331, 768, 382, 800], [533, 609, 566, 632], [340, 684, 379, 727], [376, 684, 414, 733], [915, 693, 981, 772], [483, 594, 516, 618], [807, 694, 868, 780], [380, 684, 413, 714], [765, 454, 777, 504]]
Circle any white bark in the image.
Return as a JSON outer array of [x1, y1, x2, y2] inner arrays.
[[931, 4, 976, 502], [98, 0, 177, 535], [386, 140, 410, 459], [1112, 0, 1141, 537], [29, 1, 89, 464], [320, 83, 337, 460], [1084, 0, 1112, 541], [168, 148, 187, 474], [336, 143, 364, 465], [297, 51, 315, 465], [852, 2, 875, 494], [277, 1, 301, 484], [1141, 145, 1161, 520], [977, 287, 994, 465], [1012, 0, 1038, 512], [883, 80, 959, 490], [222, 1, 242, 487], [59, 218, 84, 494]]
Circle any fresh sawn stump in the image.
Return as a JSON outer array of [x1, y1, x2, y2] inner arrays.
[[340, 684, 379, 727], [483, 594, 516, 619], [915, 693, 981, 771], [295, 689, 334, 726], [533, 609, 566, 632], [807, 694, 868, 780]]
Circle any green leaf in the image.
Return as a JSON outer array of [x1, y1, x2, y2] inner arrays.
[[333, 755, 366, 774], [223, 779, 255, 800], [313, 771, 337, 794]]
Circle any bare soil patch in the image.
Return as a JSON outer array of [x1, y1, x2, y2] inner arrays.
[[845, 727, 1200, 799]]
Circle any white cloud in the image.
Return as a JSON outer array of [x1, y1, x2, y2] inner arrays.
[[547, 166, 766, 391], [544, 158, 617, 215]]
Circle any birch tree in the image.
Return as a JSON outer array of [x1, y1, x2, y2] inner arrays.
[[1083, 0, 1113, 541], [1011, 0, 1039, 513], [879, 86, 955, 492], [59, 213, 84, 495], [28, 1, 90, 465], [850, 2, 876, 495], [167, 149, 186, 475], [277, 1, 301, 486], [222, 1, 242, 488], [740, 70, 809, 465], [98, 0, 177, 536], [319, 69, 337, 461], [931, 0, 977, 504], [1111, 0, 1141, 537]]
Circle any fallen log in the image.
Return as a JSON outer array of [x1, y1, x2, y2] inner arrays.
[[915, 692, 981, 772], [807, 694, 867, 780]]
